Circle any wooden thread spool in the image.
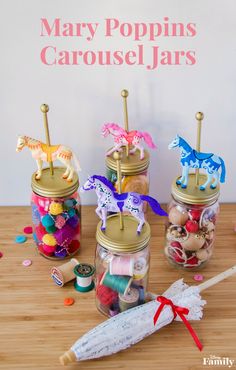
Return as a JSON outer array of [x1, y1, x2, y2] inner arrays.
[[119, 287, 139, 312], [51, 258, 79, 287], [101, 270, 132, 295], [74, 263, 95, 292]]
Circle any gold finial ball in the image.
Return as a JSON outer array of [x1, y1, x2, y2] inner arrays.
[[40, 104, 49, 113], [113, 151, 122, 161], [195, 112, 204, 121], [121, 89, 129, 98]]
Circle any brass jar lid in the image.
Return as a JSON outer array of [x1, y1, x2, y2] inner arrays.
[[172, 173, 220, 205], [96, 214, 151, 253], [31, 167, 79, 198], [106, 146, 149, 175]]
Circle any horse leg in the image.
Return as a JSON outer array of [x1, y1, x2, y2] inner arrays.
[[106, 144, 121, 156], [101, 208, 107, 231], [58, 157, 70, 179], [210, 172, 219, 189], [200, 173, 213, 190], [176, 166, 185, 185], [35, 159, 43, 180], [181, 166, 189, 189], [95, 206, 103, 220], [131, 209, 145, 234], [129, 145, 137, 155], [67, 162, 74, 182]]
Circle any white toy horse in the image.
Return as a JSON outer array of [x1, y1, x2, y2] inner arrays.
[[81, 175, 167, 233], [16, 135, 81, 181], [101, 123, 156, 160], [168, 135, 226, 190]]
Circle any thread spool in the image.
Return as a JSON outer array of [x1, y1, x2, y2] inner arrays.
[[109, 256, 134, 276], [119, 287, 139, 312], [51, 258, 79, 287], [74, 263, 95, 292], [101, 271, 132, 295], [133, 257, 148, 280]]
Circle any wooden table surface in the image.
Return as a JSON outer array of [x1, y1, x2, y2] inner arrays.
[[0, 205, 236, 370]]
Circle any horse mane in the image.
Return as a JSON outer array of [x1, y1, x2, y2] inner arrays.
[[25, 136, 42, 150], [179, 136, 192, 151], [103, 123, 126, 133], [92, 175, 116, 191]]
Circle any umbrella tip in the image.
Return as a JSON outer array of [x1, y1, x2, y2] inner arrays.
[[59, 350, 76, 365]]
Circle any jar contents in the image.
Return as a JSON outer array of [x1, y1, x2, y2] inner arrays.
[[165, 202, 219, 269], [31, 192, 81, 259], [95, 245, 149, 317]]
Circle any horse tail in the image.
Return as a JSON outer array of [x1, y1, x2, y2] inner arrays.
[[72, 151, 81, 172], [140, 195, 167, 216], [219, 157, 226, 183], [141, 132, 157, 149]]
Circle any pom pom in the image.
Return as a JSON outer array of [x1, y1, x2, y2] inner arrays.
[[42, 234, 57, 246], [45, 225, 57, 234], [35, 224, 47, 240], [68, 240, 80, 254], [68, 208, 76, 217], [49, 202, 63, 216], [38, 243, 53, 257], [67, 215, 79, 228], [55, 215, 66, 229], [54, 224, 76, 247], [42, 244, 56, 253], [64, 199, 76, 208], [42, 214, 55, 228], [54, 246, 68, 258]]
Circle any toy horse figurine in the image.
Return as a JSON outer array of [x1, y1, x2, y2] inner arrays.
[[16, 135, 81, 181], [101, 123, 156, 160], [168, 135, 226, 190], [81, 175, 167, 233]]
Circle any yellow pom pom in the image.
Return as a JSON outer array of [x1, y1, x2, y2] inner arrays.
[[49, 202, 63, 216], [42, 234, 57, 246]]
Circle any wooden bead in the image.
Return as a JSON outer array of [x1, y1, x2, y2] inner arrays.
[[196, 249, 209, 261], [169, 207, 188, 226], [182, 233, 205, 251]]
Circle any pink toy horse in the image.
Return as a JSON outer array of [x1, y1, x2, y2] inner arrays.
[[101, 123, 156, 160]]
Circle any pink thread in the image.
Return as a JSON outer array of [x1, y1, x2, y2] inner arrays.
[[109, 256, 134, 276]]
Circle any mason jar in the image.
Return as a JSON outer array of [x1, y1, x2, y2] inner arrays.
[[164, 174, 219, 270], [31, 167, 81, 260], [106, 146, 149, 212], [95, 214, 150, 317]]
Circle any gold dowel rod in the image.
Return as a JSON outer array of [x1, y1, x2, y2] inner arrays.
[[40, 104, 54, 176], [195, 112, 204, 186], [121, 89, 129, 158], [113, 151, 124, 230]]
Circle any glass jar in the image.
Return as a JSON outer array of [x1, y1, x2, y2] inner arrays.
[[95, 214, 150, 317], [31, 167, 81, 260], [164, 174, 219, 270], [106, 146, 150, 212]]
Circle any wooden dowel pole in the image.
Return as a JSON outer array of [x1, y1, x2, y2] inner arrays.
[[40, 103, 54, 176], [198, 265, 236, 292], [113, 151, 124, 230], [195, 112, 204, 186], [121, 89, 129, 158]]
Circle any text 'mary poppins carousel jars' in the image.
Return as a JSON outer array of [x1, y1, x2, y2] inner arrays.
[[103, 90, 156, 212], [16, 104, 81, 260], [165, 112, 226, 270]]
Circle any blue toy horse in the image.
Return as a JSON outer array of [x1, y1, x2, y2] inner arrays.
[[168, 135, 226, 190]]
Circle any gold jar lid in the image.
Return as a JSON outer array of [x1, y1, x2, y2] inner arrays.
[[96, 214, 151, 253], [31, 167, 79, 198], [172, 173, 220, 205], [106, 146, 149, 175]]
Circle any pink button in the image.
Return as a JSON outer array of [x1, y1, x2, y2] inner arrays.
[[193, 274, 204, 282], [22, 259, 32, 267], [23, 226, 33, 234]]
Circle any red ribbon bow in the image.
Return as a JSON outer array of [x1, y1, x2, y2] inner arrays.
[[153, 296, 203, 351]]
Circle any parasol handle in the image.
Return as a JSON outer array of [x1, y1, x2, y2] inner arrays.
[[113, 151, 124, 230], [198, 264, 236, 292], [40, 103, 54, 176], [121, 89, 129, 158], [195, 112, 204, 186], [59, 350, 77, 365]]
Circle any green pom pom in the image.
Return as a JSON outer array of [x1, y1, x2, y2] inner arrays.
[[45, 225, 57, 233], [42, 214, 54, 228], [68, 208, 76, 217]]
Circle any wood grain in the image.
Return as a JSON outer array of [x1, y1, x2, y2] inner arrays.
[[0, 205, 235, 370]]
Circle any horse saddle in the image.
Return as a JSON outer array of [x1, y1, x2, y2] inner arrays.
[[113, 192, 128, 201], [193, 150, 213, 161], [41, 143, 60, 162]]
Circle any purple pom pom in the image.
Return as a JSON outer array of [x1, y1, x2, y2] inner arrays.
[[54, 224, 76, 247], [54, 246, 68, 258], [67, 215, 79, 229]]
